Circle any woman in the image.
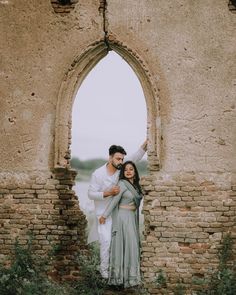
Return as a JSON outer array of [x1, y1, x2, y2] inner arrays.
[[99, 161, 143, 288]]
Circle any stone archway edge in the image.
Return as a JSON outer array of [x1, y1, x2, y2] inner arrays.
[[54, 38, 161, 171]]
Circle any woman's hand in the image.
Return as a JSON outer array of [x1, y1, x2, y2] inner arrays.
[[99, 216, 106, 224]]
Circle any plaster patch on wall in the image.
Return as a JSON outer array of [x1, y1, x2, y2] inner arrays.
[[22, 109, 33, 120], [36, 114, 53, 168], [0, 171, 47, 186], [0, 0, 9, 4], [156, 117, 161, 128]]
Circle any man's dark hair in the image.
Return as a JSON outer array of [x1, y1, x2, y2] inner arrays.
[[109, 145, 127, 156]]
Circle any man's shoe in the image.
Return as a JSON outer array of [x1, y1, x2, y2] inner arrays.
[[101, 271, 108, 279]]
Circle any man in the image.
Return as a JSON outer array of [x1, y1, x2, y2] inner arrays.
[[88, 141, 147, 279]]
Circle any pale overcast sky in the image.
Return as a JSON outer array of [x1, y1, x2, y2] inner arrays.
[[71, 51, 147, 160]]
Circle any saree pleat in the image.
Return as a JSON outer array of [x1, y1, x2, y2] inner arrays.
[[108, 208, 141, 288]]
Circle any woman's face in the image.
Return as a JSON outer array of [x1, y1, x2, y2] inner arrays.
[[124, 164, 135, 180]]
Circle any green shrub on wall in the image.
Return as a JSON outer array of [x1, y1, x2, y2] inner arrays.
[[154, 234, 236, 295], [0, 236, 73, 295], [195, 233, 236, 295]]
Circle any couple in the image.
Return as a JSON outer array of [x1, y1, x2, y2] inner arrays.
[[88, 141, 147, 288]]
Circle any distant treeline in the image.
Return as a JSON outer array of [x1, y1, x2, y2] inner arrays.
[[71, 158, 106, 171], [70, 157, 148, 181]]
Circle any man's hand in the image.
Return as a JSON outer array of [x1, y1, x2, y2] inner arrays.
[[99, 216, 106, 224], [110, 186, 120, 196], [103, 186, 120, 198]]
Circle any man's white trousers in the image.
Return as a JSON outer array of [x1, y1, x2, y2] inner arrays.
[[97, 215, 112, 278]]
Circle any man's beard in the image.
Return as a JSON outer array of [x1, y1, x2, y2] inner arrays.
[[112, 162, 123, 170]]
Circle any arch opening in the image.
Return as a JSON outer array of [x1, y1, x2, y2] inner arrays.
[[55, 41, 160, 172], [71, 51, 147, 161], [71, 50, 148, 228]]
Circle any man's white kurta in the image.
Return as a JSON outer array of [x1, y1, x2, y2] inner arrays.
[[88, 147, 146, 218]]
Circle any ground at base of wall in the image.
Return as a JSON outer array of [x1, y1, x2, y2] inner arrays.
[[104, 288, 138, 295]]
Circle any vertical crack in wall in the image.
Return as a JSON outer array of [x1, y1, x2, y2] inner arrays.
[[99, 0, 111, 50]]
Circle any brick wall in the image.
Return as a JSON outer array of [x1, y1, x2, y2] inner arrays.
[[141, 172, 236, 294], [0, 168, 87, 280], [0, 169, 235, 291]]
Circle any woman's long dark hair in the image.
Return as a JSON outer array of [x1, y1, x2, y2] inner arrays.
[[119, 161, 142, 194]]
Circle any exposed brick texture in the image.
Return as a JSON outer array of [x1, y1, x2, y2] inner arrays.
[[0, 169, 87, 280], [141, 172, 236, 293]]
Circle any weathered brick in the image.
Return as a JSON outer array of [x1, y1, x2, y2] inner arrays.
[[198, 201, 211, 207], [31, 184, 44, 189], [181, 187, 195, 192], [176, 191, 189, 197]]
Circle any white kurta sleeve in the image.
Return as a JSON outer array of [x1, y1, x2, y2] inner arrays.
[[88, 173, 104, 201], [125, 147, 146, 163]]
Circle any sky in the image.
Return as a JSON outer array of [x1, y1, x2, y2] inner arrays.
[[71, 51, 147, 160]]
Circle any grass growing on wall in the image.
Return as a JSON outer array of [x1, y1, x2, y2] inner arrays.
[[195, 233, 236, 295], [0, 237, 72, 295], [0, 234, 235, 294]]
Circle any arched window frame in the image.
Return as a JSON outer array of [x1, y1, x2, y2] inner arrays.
[[54, 41, 161, 172]]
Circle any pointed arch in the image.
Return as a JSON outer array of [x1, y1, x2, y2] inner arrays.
[[54, 40, 160, 171]]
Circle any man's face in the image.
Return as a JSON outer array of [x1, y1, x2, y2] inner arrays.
[[110, 152, 125, 170]]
